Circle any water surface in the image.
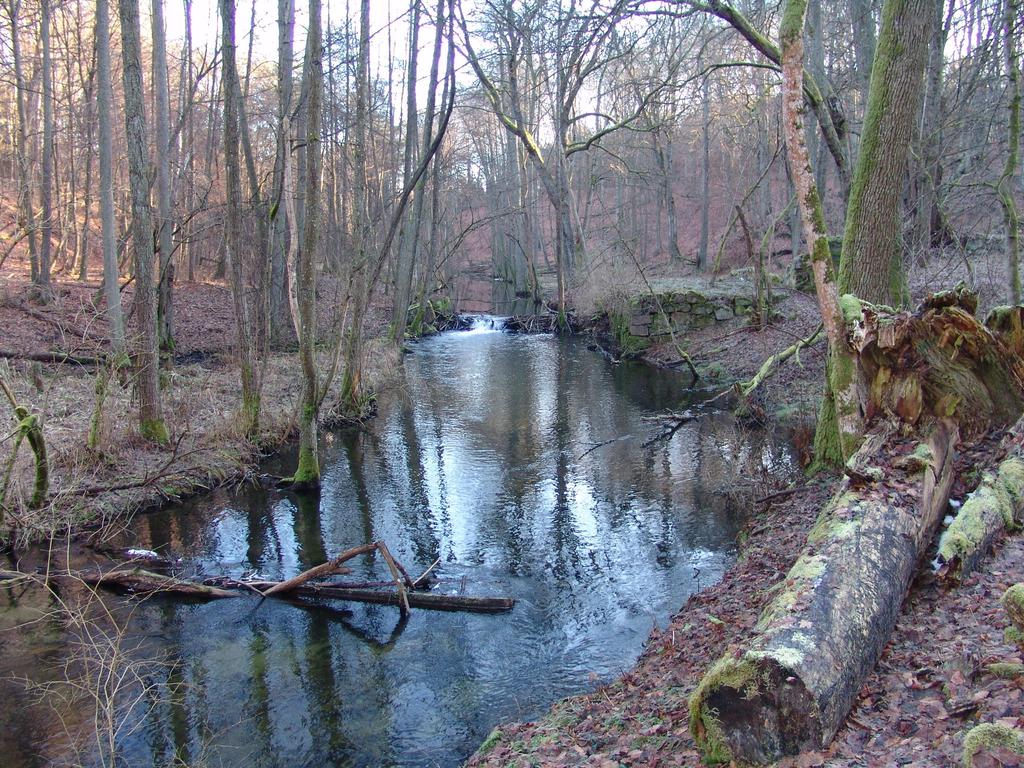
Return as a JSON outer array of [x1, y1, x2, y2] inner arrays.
[[1, 323, 789, 767]]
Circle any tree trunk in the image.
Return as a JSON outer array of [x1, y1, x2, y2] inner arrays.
[[220, 0, 262, 438], [292, 0, 323, 488], [698, 74, 711, 271], [37, 0, 54, 299], [339, 0, 371, 413], [96, 0, 126, 354], [837, 0, 933, 307], [390, 0, 421, 342], [118, 0, 168, 444], [7, 0, 39, 283], [692, 420, 958, 765], [268, 0, 296, 347], [998, 0, 1021, 304], [781, 0, 864, 464], [152, 0, 175, 350]]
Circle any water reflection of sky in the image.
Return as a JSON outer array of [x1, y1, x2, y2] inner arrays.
[[3, 328, 791, 768]]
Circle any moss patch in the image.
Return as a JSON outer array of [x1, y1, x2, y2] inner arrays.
[[688, 655, 763, 765], [962, 723, 1024, 768], [1002, 584, 1024, 630]]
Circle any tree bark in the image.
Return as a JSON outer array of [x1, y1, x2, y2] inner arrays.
[[998, 0, 1021, 304], [268, 0, 296, 347], [96, 0, 126, 355], [837, 0, 933, 307], [220, 0, 263, 438], [119, 0, 168, 444], [780, 0, 864, 463], [152, 0, 176, 350], [691, 290, 1024, 764], [292, 0, 323, 488], [37, 0, 54, 298], [692, 421, 957, 765]]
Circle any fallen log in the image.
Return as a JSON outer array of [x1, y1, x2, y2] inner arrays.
[[223, 580, 515, 613], [78, 567, 241, 599], [690, 290, 1024, 764], [690, 421, 958, 764], [0, 349, 106, 366], [937, 423, 1024, 583]]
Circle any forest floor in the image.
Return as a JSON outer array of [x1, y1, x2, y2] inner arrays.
[[467, 255, 1024, 768]]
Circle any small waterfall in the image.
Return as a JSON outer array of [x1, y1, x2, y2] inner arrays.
[[465, 314, 507, 333]]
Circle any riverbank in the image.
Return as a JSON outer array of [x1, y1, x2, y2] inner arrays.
[[468, 450, 1024, 767], [0, 274, 400, 549]]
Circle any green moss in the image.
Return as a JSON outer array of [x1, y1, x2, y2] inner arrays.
[[839, 294, 863, 325], [1002, 584, 1024, 631], [985, 662, 1024, 679], [609, 312, 648, 356], [811, 381, 843, 471], [937, 477, 1010, 569], [997, 458, 1024, 522], [808, 494, 862, 545], [962, 723, 1024, 768], [476, 727, 502, 756], [1005, 626, 1024, 649], [140, 417, 170, 445], [291, 445, 320, 487], [897, 442, 935, 473], [689, 655, 762, 765]]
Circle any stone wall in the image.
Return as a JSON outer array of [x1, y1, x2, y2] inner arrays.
[[623, 287, 754, 339]]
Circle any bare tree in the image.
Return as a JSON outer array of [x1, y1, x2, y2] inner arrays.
[[292, 0, 324, 488], [119, 0, 169, 443]]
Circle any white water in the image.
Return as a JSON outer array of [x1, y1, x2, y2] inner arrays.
[[464, 314, 508, 334]]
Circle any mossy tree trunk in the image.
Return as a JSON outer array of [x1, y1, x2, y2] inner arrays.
[[220, 0, 263, 439], [780, 0, 864, 463], [812, 0, 933, 467], [691, 291, 1024, 765], [292, 0, 322, 489]]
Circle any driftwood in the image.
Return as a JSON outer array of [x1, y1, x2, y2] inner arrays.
[[211, 579, 515, 613], [692, 289, 1024, 764], [258, 542, 369, 597], [78, 567, 241, 599]]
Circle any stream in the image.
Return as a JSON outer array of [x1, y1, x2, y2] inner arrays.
[[0, 319, 791, 767]]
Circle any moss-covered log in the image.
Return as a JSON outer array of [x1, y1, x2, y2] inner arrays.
[[691, 288, 1024, 764], [690, 422, 957, 764], [937, 421, 1024, 583]]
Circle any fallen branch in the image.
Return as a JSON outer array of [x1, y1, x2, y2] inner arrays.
[[739, 323, 824, 398], [77, 567, 240, 599], [0, 349, 106, 366], [259, 542, 372, 597]]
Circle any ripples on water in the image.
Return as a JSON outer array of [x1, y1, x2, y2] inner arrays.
[[0, 323, 791, 768]]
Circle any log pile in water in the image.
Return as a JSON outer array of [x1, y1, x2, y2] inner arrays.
[[690, 288, 1024, 765]]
